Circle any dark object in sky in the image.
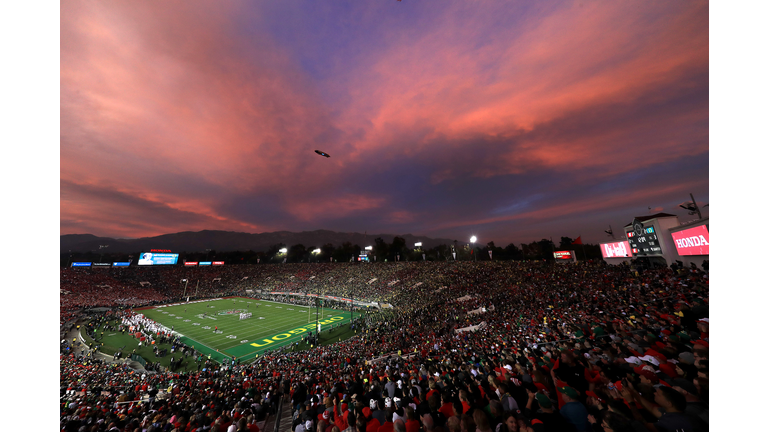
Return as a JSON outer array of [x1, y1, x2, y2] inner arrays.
[[315, 150, 330, 158]]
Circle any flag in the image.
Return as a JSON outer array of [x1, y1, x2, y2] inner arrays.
[[572, 236, 583, 245]]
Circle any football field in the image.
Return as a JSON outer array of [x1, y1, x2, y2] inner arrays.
[[137, 297, 351, 363]]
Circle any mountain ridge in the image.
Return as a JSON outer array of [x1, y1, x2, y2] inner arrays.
[[60, 230, 467, 253]]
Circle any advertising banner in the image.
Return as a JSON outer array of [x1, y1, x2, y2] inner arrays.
[[553, 251, 573, 260], [671, 225, 709, 256], [112, 262, 131, 267], [71, 262, 92, 267], [212, 261, 225, 265], [600, 241, 632, 258], [184, 262, 198, 266], [199, 261, 212, 266], [137, 252, 179, 266]]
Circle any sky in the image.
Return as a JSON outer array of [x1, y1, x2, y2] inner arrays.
[[59, 0, 709, 246]]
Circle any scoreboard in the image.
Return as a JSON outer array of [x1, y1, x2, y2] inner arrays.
[[626, 219, 662, 256]]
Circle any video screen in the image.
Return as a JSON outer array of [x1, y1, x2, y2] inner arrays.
[[600, 241, 632, 258], [137, 252, 179, 266], [671, 225, 709, 256], [553, 251, 573, 260], [626, 222, 662, 256]]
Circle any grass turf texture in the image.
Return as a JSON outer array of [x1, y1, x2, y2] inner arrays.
[[80, 320, 359, 373], [138, 297, 352, 363], [78, 298, 361, 372]]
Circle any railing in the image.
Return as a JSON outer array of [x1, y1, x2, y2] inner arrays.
[[273, 392, 286, 432], [130, 354, 147, 366]]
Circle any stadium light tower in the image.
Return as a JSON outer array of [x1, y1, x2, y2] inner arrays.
[[181, 279, 189, 298], [365, 246, 372, 262], [98, 244, 109, 263], [312, 248, 321, 263], [679, 193, 706, 220], [470, 236, 477, 261]]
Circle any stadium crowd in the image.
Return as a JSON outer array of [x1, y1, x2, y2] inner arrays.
[[61, 260, 709, 432]]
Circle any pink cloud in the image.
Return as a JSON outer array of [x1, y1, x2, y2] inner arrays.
[[333, 1, 707, 179], [61, 1, 353, 232], [426, 179, 706, 233], [61, 180, 267, 238], [286, 194, 387, 222], [61, 1, 339, 189], [387, 210, 417, 224]]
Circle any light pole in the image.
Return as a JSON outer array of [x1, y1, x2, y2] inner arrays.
[[312, 248, 321, 263], [98, 245, 109, 263], [470, 236, 477, 261], [315, 294, 320, 345], [182, 279, 189, 298]]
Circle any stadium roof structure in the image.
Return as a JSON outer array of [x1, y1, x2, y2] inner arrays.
[[623, 213, 678, 227]]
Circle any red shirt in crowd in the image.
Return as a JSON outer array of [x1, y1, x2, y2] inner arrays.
[[366, 418, 381, 432], [378, 421, 394, 432]]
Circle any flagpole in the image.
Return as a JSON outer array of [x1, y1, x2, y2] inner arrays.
[[579, 234, 586, 261]]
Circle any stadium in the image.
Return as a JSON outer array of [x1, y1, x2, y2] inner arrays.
[[60, 247, 710, 432], [50, 1, 720, 431]]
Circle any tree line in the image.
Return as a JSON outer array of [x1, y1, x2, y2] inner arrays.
[[61, 236, 603, 266]]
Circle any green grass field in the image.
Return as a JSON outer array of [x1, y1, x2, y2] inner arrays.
[[137, 296, 351, 362]]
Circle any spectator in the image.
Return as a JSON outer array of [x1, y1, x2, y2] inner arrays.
[[557, 387, 589, 432]]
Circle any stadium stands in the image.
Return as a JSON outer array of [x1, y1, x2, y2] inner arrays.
[[60, 260, 709, 432]]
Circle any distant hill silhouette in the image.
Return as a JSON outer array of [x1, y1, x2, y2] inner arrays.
[[60, 230, 466, 253]]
